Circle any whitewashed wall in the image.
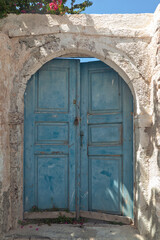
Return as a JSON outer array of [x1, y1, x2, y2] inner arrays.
[[0, 5, 160, 239]]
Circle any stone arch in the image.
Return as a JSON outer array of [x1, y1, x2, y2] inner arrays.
[[9, 44, 148, 228]]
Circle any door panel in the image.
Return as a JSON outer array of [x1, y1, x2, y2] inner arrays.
[[37, 67, 69, 112], [89, 157, 121, 214], [88, 124, 122, 145], [35, 122, 69, 144], [24, 59, 80, 211], [89, 70, 121, 113], [80, 61, 133, 218], [37, 156, 68, 209]]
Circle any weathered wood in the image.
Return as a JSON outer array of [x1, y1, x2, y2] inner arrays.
[[24, 210, 132, 225], [24, 211, 76, 219], [24, 60, 133, 220], [80, 61, 133, 219], [79, 211, 132, 225], [24, 59, 79, 212]]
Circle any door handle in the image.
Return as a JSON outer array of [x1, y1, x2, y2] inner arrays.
[[80, 131, 84, 146], [74, 117, 81, 126], [74, 117, 79, 126]]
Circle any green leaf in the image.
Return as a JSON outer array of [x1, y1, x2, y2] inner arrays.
[[0, 0, 93, 18]]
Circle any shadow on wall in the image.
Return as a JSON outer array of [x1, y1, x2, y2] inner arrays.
[[135, 85, 159, 240], [152, 79, 160, 240]]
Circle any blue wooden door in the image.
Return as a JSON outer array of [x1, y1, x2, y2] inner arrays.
[[24, 59, 80, 211], [80, 61, 133, 219], [24, 59, 133, 218]]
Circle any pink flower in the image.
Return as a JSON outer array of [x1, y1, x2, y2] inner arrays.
[[49, 0, 62, 11], [36, 228, 39, 231], [53, 3, 58, 11], [49, 2, 54, 9]]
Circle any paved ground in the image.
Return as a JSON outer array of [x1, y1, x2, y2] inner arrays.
[[3, 223, 144, 240]]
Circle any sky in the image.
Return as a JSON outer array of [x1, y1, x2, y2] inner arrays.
[[68, 0, 160, 14]]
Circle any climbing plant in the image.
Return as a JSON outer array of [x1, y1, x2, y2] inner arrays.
[[0, 0, 93, 18]]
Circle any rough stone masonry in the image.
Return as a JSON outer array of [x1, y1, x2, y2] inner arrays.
[[0, 4, 160, 240]]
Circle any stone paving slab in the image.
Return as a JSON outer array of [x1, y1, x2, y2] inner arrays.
[[3, 223, 145, 240]]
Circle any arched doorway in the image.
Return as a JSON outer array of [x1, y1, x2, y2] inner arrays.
[[24, 58, 133, 220]]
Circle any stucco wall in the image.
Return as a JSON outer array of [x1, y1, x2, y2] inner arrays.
[[0, 5, 160, 240]]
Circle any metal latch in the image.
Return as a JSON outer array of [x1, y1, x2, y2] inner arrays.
[[74, 117, 81, 126]]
